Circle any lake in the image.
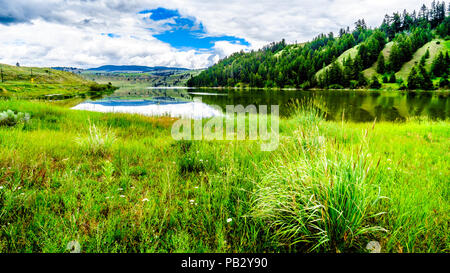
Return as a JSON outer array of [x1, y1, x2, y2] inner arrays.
[[72, 87, 450, 122]]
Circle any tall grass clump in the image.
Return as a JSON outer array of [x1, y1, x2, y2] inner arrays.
[[287, 98, 327, 127], [252, 101, 385, 252], [76, 121, 117, 155], [0, 109, 30, 127]]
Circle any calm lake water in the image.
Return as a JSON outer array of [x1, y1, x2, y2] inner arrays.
[[72, 87, 450, 122]]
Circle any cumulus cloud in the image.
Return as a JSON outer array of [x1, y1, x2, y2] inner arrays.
[[0, 0, 434, 69]]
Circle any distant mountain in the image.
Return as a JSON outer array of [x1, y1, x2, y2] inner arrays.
[[87, 65, 189, 73]]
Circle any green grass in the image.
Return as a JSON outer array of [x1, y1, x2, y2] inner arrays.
[[0, 98, 448, 253], [0, 64, 116, 99]]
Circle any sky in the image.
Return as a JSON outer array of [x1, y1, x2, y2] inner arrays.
[[0, 0, 436, 69]]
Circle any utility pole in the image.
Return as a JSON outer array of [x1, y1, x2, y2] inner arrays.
[[1, 66, 4, 83]]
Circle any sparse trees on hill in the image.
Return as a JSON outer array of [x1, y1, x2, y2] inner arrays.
[[187, 2, 448, 90]]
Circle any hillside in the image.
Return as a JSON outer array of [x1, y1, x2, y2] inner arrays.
[[87, 65, 189, 73], [396, 39, 448, 80], [82, 69, 202, 87], [0, 63, 115, 99], [363, 41, 394, 79], [0, 63, 87, 84], [188, 2, 449, 90], [315, 45, 360, 78]]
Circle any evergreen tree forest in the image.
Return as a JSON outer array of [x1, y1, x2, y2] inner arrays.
[[187, 2, 450, 90]]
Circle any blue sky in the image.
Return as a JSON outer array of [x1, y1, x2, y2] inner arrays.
[[140, 8, 250, 51]]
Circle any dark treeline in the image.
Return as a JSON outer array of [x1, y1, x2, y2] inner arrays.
[[187, 2, 450, 90]]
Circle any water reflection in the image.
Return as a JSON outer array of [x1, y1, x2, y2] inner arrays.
[[72, 98, 222, 119], [72, 87, 449, 122]]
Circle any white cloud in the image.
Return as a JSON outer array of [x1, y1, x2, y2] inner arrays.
[[0, 0, 436, 69], [213, 41, 248, 58]]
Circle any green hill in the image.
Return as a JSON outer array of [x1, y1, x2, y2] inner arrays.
[[188, 3, 449, 90], [363, 41, 394, 79], [315, 45, 360, 78], [396, 39, 448, 81], [0, 64, 114, 99], [0, 63, 87, 84]]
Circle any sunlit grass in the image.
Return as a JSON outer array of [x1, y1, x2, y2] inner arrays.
[[0, 98, 448, 253]]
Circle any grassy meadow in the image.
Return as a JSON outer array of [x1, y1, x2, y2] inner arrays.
[[0, 64, 117, 99], [0, 97, 448, 253]]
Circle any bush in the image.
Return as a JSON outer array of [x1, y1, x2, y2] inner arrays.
[[0, 109, 30, 127], [369, 76, 381, 89], [328, 84, 344, 89], [88, 82, 116, 93], [439, 77, 449, 88]]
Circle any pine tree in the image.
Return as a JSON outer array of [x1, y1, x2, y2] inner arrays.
[[357, 72, 367, 87], [389, 73, 397, 84], [376, 53, 385, 74], [431, 52, 446, 77], [418, 63, 433, 90], [407, 67, 420, 89]]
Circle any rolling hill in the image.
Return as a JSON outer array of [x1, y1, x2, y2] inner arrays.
[[87, 65, 189, 73], [0, 63, 114, 99]]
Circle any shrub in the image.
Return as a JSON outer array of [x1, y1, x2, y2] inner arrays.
[[0, 109, 30, 127], [328, 84, 344, 89], [369, 76, 381, 89], [439, 77, 449, 88]]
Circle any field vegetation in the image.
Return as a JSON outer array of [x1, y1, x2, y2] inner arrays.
[[0, 98, 448, 253]]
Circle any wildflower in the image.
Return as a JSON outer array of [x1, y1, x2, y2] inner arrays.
[[118, 188, 123, 191], [142, 198, 149, 202], [194, 186, 199, 189], [227, 218, 233, 223], [119, 195, 125, 198], [0, 186, 3, 190]]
